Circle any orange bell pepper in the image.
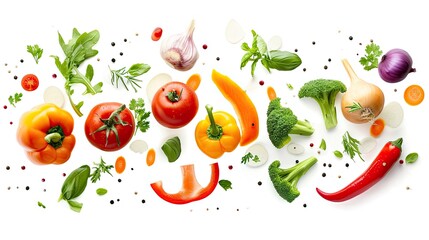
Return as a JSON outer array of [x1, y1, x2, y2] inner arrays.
[[195, 104, 241, 159], [16, 103, 76, 165]]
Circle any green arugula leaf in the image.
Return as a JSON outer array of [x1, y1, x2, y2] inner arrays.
[[51, 28, 103, 117], [359, 42, 383, 71], [342, 131, 364, 162], [90, 157, 114, 183]]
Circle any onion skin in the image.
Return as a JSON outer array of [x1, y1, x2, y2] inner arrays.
[[341, 59, 385, 124], [378, 48, 416, 83]]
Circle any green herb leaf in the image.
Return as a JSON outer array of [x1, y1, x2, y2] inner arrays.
[[241, 152, 260, 164], [240, 30, 301, 77], [219, 179, 232, 191], [90, 157, 114, 183], [319, 139, 327, 150], [50, 28, 103, 117], [8, 93, 23, 107], [129, 98, 151, 134], [59, 165, 90, 211], [96, 188, 108, 196], [110, 63, 150, 92], [345, 102, 363, 112], [27, 44, 43, 64], [359, 42, 383, 71], [287, 83, 294, 90], [405, 152, 418, 164], [333, 150, 343, 158], [342, 131, 364, 162], [37, 201, 46, 208], [161, 136, 181, 163]]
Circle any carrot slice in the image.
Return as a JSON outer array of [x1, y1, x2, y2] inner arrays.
[[404, 84, 424, 106], [115, 156, 126, 174], [267, 86, 277, 101], [186, 73, 201, 91], [146, 148, 156, 167], [211, 69, 259, 146], [370, 118, 385, 138]]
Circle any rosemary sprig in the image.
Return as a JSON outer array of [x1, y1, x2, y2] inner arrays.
[[345, 102, 363, 112], [109, 63, 150, 92]]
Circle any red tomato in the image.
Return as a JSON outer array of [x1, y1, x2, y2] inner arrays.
[[85, 102, 135, 151], [21, 74, 39, 91], [151, 81, 199, 129]]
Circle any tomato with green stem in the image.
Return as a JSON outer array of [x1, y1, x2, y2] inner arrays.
[[85, 102, 135, 151], [151, 81, 199, 129]]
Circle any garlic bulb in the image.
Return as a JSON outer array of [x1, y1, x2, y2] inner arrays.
[[160, 20, 199, 71]]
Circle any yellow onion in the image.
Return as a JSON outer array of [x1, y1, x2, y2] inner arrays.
[[341, 59, 385, 124]]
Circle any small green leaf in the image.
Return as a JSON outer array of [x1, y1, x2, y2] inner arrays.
[[405, 152, 418, 164], [219, 179, 232, 191], [96, 188, 108, 196], [60, 165, 90, 201], [67, 200, 83, 213], [128, 63, 151, 76], [37, 201, 46, 208], [334, 150, 343, 158], [319, 139, 327, 150]]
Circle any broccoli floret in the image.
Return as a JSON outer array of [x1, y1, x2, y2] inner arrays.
[[268, 157, 318, 203], [298, 79, 347, 130], [267, 97, 314, 149]]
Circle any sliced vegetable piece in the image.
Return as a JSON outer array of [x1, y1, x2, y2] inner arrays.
[[370, 118, 385, 137], [21, 74, 39, 91], [186, 73, 201, 91], [146, 148, 156, 167], [129, 139, 148, 154], [359, 137, 377, 154], [404, 84, 424, 106], [267, 86, 277, 101], [115, 156, 126, 174], [150, 163, 219, 204], [43, 86, 65, 108], [268, 35, 282, 50], [287, 142, 305, 155], [244, 143, 268, 167], [377, 101, 404, 128], [225, 19, 245, 44], [146, 73, 172, 103], [211, 69, 259, 146]]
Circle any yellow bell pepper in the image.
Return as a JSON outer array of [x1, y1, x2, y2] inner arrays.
[[195, 105, 241, 159], [16, 103, 76, 165]]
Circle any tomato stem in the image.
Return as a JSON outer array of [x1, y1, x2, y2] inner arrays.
[[166, 88, 183, 102]]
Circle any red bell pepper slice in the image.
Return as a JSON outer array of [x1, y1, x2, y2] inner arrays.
[[150, 162, 220, 204]]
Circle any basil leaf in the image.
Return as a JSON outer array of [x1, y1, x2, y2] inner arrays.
[[128, 63, 151, 76], [161, 136, 181, 163], [266, 50, 302, 71], [405, 152, 418, 164], [67, 200, 83, 213], [96, 188, 108, 196], [256, 35, 268, 55], [219, 179, 232, 191], [60, 165, 90, 201]]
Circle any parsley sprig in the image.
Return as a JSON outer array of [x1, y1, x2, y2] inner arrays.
[[8, 93, 23, 107], [342, 131, 364, 162], [359, 42, 383, 71], [129, 98, 151, 135], [110, 63, 151, 93], [27, 44, 43, 64], [241, 152, 260, 164], [90, 157, 114, 183]]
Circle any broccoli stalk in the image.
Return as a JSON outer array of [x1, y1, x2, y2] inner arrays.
[[266, 97, 314, 149], [298, 79, 347, 130], [268, 156, 318, 203]]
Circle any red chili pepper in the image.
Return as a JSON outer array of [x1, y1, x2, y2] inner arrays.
[[150, 162, 219, 204], [316, 138, 403, 202]]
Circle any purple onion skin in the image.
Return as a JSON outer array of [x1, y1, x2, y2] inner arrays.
[[378, 48, 416, 83]]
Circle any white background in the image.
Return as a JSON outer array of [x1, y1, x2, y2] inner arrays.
[[1, 0, 428, 239]]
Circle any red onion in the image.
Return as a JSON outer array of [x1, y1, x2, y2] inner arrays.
[[378, 48, 416, 83]]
